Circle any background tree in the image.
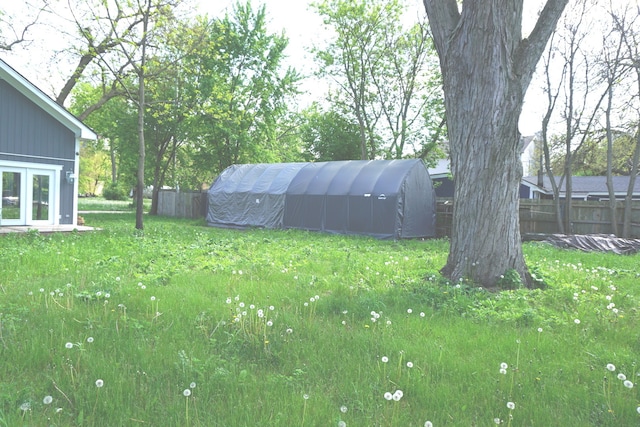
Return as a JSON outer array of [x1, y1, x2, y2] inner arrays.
[[299, 103, 362, 161], [611, 4, 640, 237], [540, 1, 640, 237], [424, 0, 569, 287], [538, 1, 607, 233], [0, 3, 43, 51], [313, 0, 442, 161], [372, 18, 439, 159], [184, 2, 300, 178]]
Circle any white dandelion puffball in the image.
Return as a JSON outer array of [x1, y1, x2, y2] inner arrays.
[[183, 389, 191, 397], [424, 422, 433, 427], [537, 327, 543, 333], [407, 361, 414, 368], [384, 392, 393, 401], [506, 401, 515, 410], [338, 421, 347, 427], [407, 308, 413, 314], [606, 363, 616, 372], [65, 342, 73, 349], [43, 395, 53, 405], [303, 394, 309, 400], [624, 380, 633, 388], [340, 405, 348, 413], [381, 356, 389, 363], [500, 362, 508, 370], [618, 373, 627, 381], [190, 382, 196, 389], [87, 337, 94, 343], [95, 379, 104, 388], [574, 319, 581, 324]]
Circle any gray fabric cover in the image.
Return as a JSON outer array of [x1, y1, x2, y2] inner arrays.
[[541, 234, 640, 254], [206, 159, 436, 239]]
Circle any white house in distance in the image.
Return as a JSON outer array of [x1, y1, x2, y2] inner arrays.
[[0, 58, 97, 228]]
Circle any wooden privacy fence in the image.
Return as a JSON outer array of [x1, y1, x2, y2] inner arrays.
[[157, 191, 640, 238], [437, 198, 640, 239], [157, 190, 207, 219]]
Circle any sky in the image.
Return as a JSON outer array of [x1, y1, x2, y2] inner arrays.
[[1, 0, 552, 135]]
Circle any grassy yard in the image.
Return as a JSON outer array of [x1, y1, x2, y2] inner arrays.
[[77, 197, 151, 212], [0, 214, 638, 426]]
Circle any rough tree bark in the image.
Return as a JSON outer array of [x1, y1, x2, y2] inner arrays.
[[423, 0, 569, 287]]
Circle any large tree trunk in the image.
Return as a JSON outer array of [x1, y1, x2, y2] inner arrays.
[[440, 68, 526, 286], [424, 0, 568, 287]]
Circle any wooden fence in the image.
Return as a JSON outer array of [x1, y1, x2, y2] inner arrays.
[[157, 191, 640, 238], [437, 198, 640, 239], [157, 190, 207, 219]]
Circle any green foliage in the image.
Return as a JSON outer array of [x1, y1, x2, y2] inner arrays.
[[102, 182, 129, 201], [497, 269, 524, 290], [312, 0, 445, 160], [183, 2, 302, 181], [299, 103, 362, 161], [552, 129, 638, 176], [1, 215, 639, 425]]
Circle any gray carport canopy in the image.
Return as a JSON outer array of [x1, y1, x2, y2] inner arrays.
[[206, 159, 436, 239]]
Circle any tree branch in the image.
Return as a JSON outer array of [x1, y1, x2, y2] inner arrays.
[[422, 0, 460, 59], [515, 0, 569, 90]]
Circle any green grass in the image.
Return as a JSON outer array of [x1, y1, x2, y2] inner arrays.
[[1, 214, 639, 426], [77, 197, 151, 212]]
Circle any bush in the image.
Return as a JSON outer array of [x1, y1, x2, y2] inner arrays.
[[102, 182, 129, 201]]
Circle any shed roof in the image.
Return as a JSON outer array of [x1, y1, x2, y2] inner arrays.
[[0, 58, 96, 141]]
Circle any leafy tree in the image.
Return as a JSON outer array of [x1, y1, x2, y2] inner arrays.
[[300, 103, 362, 161], [314, 0, 442, 160], [184, 2, 300, 177], [424, 0, 569, 287], [70, 81, 139, 189]]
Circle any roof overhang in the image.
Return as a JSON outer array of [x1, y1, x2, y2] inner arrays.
[[0, 58, 97, 141]]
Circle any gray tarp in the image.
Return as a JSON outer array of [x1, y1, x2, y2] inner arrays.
[[540, 234, 640, 255], [206, 159, 436, 239]]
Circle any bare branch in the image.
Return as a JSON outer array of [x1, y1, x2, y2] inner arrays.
[[516, 0, 570, 90]]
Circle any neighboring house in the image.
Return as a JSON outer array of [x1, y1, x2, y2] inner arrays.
[[519, 135, 537, 177], [0, 58, 97, 227], [521, 175, 640, 201]]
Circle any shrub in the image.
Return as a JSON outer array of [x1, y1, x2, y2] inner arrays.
[[102, 182, 129, 201]]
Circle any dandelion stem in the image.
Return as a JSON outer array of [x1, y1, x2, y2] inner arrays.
[[301, 398, 307, 426], [185, 396, 190, 427]]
